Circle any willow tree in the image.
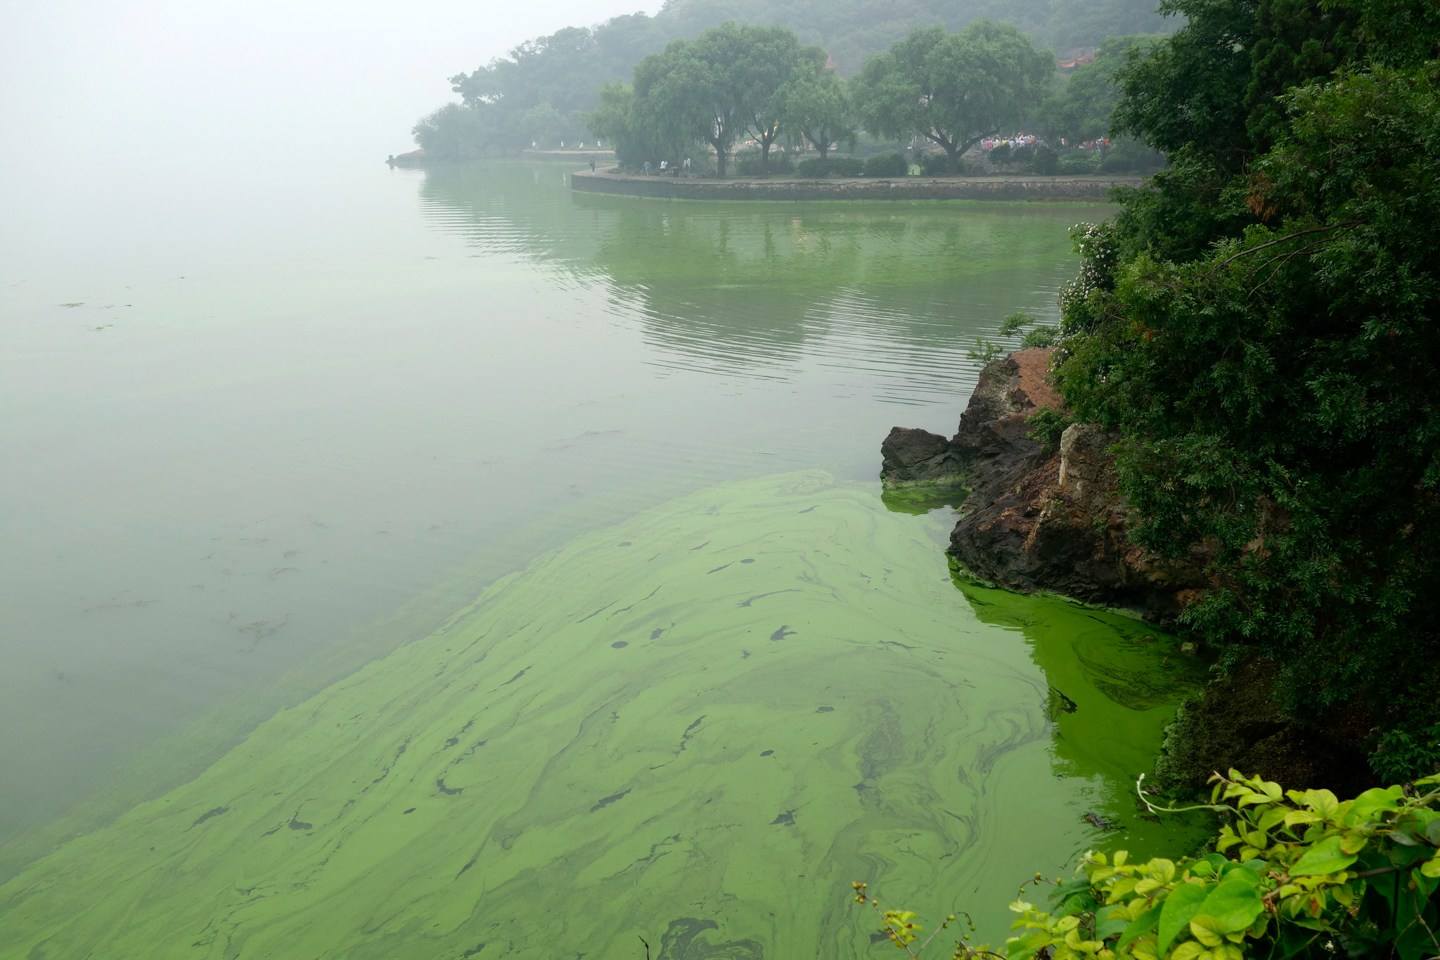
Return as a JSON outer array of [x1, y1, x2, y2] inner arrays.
[[778, 63, 855, 160], [853, 22, 1054, 173], [628, 23, 818, 176]]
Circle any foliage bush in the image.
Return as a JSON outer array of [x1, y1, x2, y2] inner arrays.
[[1030, 144, 1059, 175], [1027, 408, 1072, 450], [920, 153, 955, 176], [855, 771, 1440, 960], [796, 156, 864, 178], [1058, 153, 1102, 175], [863, 152, 910, 177], [735, 152, 795, 176], [1097, 139, 1165, 174]]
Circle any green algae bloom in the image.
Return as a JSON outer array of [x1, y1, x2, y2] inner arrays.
[[0, 473, 1202, 959]]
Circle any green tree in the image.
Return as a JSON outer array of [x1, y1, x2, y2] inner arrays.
[[852, 22, 1054, 173], [731, 27, 824, 173], [411, 103, 492, 160], [1039, 35, 1159, 145], [628, 23, 819, 177], [633, 31, 739, 176], [778, 62, 855, 159], [1052, 0, 1440, 780]]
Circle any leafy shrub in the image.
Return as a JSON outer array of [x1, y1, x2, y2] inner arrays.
[[1098, 138, 1166, 174], [734, 153, 794, 176], [966, 339, 1006, 364], [1000, 311, 1059, 349], [1022, 326, 1059, 348], [920, 153, 971, 176], [989, 142, 1012, 164], [1027, 408, 1071, 449], [855, 770, 1440, 960], [1031, 144, 1059, 175], [1059, 155, 1102, 175], [862, 152, 909, 177], [796, 156, 864, 177]]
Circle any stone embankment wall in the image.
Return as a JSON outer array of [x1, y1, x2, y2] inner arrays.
[[571, 169, 1142, 201]]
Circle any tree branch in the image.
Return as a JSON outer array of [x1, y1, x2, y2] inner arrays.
[[1212, 221, 1360, 272]]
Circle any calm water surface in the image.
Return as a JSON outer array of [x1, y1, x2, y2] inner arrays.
[[0, 161, 1193, 956]]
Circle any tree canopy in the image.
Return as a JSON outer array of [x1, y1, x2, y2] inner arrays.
[[1038, 34, 1160, 144], [778, 62, 855, 159], [408, 0, 1174, 159], [852, 22, 1054, 172]]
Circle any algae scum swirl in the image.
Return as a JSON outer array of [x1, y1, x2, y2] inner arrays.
[[0, 473, 1199, 959]]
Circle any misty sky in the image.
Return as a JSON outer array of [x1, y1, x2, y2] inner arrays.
[[1, 0, 660, 172]]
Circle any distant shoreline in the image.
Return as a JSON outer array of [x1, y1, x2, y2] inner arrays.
[[570, 168, 1142, 202]]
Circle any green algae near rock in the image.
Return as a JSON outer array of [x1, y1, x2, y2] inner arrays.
[[0, 473, 1202, 959]]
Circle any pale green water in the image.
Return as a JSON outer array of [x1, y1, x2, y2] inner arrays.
[[0, 161, 1192, 955]]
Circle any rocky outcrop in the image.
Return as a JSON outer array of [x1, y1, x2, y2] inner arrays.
[[884, 350, 1382, 793], [880, 427, 966, 489], [882, 348, 1201, 621]]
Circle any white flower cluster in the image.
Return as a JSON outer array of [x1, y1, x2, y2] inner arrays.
[[1058, 222, 1118, 319]]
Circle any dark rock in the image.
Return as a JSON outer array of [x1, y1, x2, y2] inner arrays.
[[880, 427, 964, 489]]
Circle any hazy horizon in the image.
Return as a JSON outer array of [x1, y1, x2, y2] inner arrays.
[[1, 0, 661, 179]]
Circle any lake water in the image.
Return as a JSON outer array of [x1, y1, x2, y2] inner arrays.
[[0, 161, 1196, 957]]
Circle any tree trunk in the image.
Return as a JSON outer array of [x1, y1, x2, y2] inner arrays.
[[760, 139, 772, 175], [944, 143, 962, 174], [817, 138, 830, 161], [714, 143, 728, 178]]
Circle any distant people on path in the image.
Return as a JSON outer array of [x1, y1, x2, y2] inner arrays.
[[589, 160, 596, 172], [643, 160, 652, 175]]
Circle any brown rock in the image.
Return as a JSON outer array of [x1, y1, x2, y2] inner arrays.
[[883, 348, 1203, 621]]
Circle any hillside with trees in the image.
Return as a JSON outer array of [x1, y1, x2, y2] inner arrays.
[[410, 0, 1173, 160]]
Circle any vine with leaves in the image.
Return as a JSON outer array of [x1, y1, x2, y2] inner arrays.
[[855, 771, 1440, 960]]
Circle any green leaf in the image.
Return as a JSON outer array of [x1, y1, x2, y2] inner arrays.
[[1290, 836, 1357, 876], [1118, 903, 1162, 949], [1095, 904, 1130, 940], [1158, 881, 1208, 954], [1170, 940, 1205, 960], [1339, 831, 1368, 855], [1189, 916, 1224, 947], [1258, 807, 1289, 832], [1195, 868, 1264, 933], [1302, 789, 1340, 819], [1345, 786, 1403, 825]]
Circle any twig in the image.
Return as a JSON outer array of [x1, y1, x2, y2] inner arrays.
[[639, 935, 650, 960], [1135, 773, 1229, 815], [1246, 242, 1324, 299], [1211, 221, 1359, 272]]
